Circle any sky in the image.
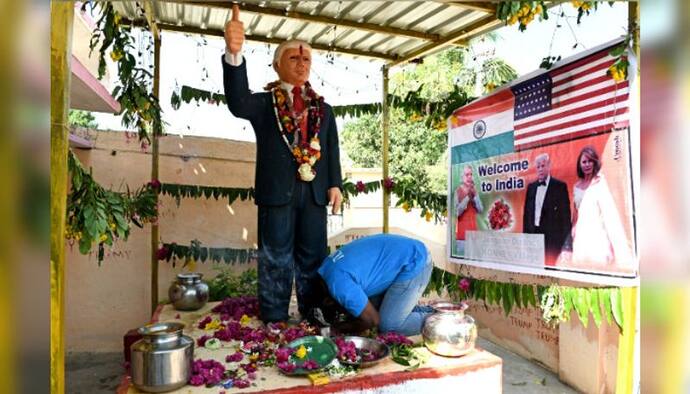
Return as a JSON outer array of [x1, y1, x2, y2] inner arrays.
[[93, 2, 629, 143]]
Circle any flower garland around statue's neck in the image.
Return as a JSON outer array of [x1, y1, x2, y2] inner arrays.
[[266, 80, 325, 182]]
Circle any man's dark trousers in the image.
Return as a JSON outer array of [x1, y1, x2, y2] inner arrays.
[[257, 181, 327, 322]]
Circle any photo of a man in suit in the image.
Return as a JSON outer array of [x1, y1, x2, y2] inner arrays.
[[522, 153, 571, 266], [223, 5, 343, 323]]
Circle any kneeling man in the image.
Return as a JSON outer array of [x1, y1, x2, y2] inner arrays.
[[318, 234, 433, 336]]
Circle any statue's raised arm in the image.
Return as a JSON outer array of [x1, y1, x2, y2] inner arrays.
[[224, 4, 244, 54]]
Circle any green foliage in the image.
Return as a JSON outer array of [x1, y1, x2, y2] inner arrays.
[[455, 57, 518, 95], [85, 1, 163, 142], [607, 36, 631, 82], [539, 55, 562, 70], [497, 1, 615, 31], [390, 343, 427, 370], [392, 48, 466, 102], [341, 109, 447, 194], [425, 266, 624, 331], [170, 86, 227, 110], [69, 110, 98, 128], [340, 47, 515, 196], [340, 114, 383, 168], [208, 267, 258, 301], [341, 177, 446, 223], [159, 183, 255, 206], [160, 240, 257, 266], [426, 150, 449, 195], [66, 151, 158, 264], [496, 1, 548, 31]]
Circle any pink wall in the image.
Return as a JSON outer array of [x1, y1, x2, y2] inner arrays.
[[67, 130, 257, 352]]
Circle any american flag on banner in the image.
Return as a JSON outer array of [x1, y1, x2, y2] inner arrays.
[[449, 39, 631, 159], [511, 44, 630, 151]]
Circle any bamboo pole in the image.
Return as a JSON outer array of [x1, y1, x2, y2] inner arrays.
[[0, 1, 20, 393], [615, 287, 638, 394], [150, 34, 161, 315], [615, 3, 639, 393], [50, 2, 74, 393], [382, 65, 390, 233]]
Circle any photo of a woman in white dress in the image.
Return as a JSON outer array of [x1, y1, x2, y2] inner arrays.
[[557, 146, 633, 271]]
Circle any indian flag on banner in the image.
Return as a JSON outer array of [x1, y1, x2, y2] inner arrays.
[[448, 89, 515, 164], [448, 40, 629, 161]]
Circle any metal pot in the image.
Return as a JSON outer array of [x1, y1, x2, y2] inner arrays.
[[168, 273, 209, 311], [131, 322, 194, 393], [422, 301, 477, 357]]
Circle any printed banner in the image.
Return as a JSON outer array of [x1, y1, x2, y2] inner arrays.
[[447, 39, 637, 279]]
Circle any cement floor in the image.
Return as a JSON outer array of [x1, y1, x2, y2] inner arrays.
[[66, 337, 577, 394]]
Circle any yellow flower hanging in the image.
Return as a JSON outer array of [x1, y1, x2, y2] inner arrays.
[[110, 50, 124, 62], [608, 64, 627, 83], [425, 211, 433, 222], [401, 202, 411, 212]]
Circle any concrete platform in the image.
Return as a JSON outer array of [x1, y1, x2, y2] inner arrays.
[[66, 301, 577, 394], [117, 302, 502, 393], [67, 336, 576, 394]]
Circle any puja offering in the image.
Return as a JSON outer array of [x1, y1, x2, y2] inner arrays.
[[277, 335, 338, 375], [334, 336, 390, 368]]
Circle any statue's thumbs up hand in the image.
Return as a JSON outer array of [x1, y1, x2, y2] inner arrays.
[[224, 4, 244, 54]]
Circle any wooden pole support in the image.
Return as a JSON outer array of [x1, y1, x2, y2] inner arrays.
[[50, 2, 74, 393], [150, 35, 161, 315], [382, 65, 390, 234]]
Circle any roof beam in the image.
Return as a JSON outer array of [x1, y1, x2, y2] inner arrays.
[[383, 2, 421, 27], [335, 2, 359, 19], [390, 15, 502, 67], [164, 0, 440, 41], [143, 1, 160, 39], [405, 3, 447, 29], [444, 2, 496, 14], [149, 21, 398, 61]]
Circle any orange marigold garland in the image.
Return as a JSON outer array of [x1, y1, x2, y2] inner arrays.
[[267, 81, 325, 182]]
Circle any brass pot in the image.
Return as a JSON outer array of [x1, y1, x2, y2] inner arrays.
[[422, 301, 477, 357]]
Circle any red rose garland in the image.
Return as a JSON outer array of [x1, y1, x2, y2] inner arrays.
[[488, 199, 512, 230]]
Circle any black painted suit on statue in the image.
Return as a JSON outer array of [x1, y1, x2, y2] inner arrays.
[[222, 56, 343, 322], [522, 177, 571, 266]]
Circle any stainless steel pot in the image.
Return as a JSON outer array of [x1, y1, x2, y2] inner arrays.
[[131, 322, 194, 392], [168, 273, 209, 311], [422, 301, 477, 357]]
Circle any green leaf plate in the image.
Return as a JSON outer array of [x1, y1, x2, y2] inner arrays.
[[281, 336, 338, 376]]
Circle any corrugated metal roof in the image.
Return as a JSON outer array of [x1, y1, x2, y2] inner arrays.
[[114, 1, 503, 65]]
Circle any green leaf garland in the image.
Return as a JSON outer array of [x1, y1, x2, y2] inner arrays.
[[84, 1, 163, 143], [160, 240, 257, 266], [159, 183, 255, 206], [66, 150, 158, 264], [424, 266, 626, 332]]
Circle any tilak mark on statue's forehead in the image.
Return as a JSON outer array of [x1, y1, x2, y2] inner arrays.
[[299, 45, 303, 55]]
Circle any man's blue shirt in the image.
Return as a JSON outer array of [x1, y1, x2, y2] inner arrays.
[[318, 234, 428, 317]]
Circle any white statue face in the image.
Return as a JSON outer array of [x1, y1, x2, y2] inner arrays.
[[275, 46, 311, 87]]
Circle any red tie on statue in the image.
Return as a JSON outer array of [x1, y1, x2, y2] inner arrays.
[[292, 86, 308, 143]]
